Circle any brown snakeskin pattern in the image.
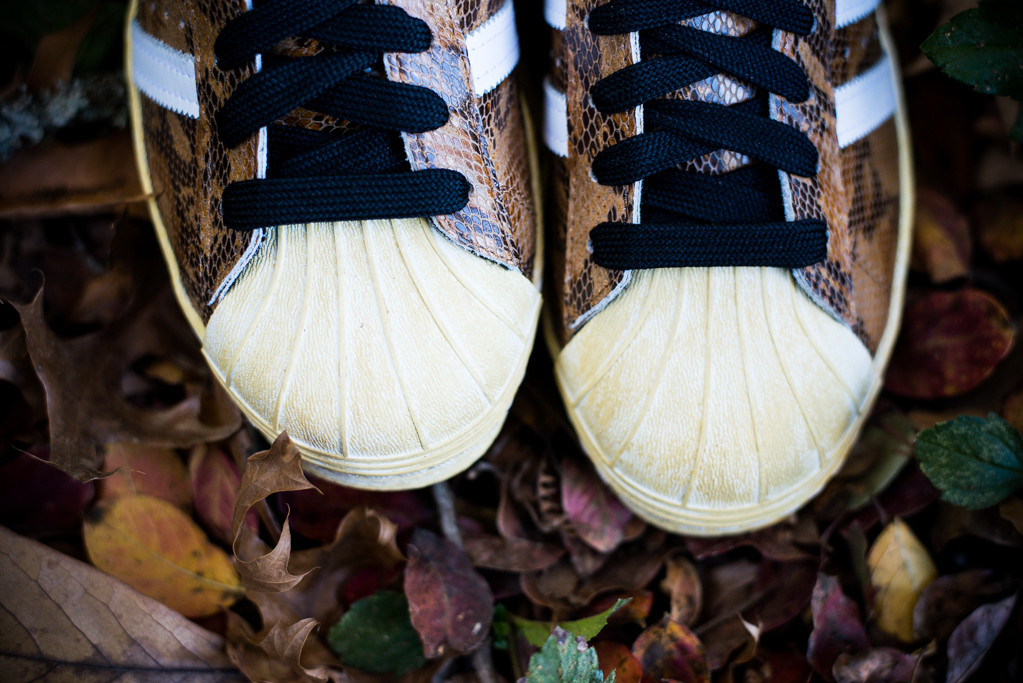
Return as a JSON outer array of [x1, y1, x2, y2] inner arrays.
[[553, 0, 640, 339], [136, 0, 258, 322], [833, 13, 882, 84], [773, 0, 858, 335], [381, 0, 536, 277]]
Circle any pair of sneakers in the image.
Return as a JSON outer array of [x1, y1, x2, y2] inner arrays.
[[126, 0, 912, 536]]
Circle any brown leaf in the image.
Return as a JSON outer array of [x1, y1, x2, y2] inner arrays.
[[632, 617, 710, 683], [191, 443, 256, 546], [885, 289, 1015, 399], [99, 442, 192, 507], [560, 454, 635, 553], [1003, 385, 1023, 435], [946, 593, 1018, 683], [0, 321, 46, 443], [227, 613, 343, 683], [686, 523, 815, 562], [913, 570, 1016, 643], [975, 191, 1023, 263], [83, 494, 243, 618], [11, 278, 240, 480], [999, 496, 1023, 536], [0, 526, 240, 680], [595, 641, 642, 683], [832, 648, 918, 683], [405, 529, 494, 657], [661, 553, 702, 626], [462, 534, 565, 572], [911, 187, 971, 282], [807, 574, 869, 681]]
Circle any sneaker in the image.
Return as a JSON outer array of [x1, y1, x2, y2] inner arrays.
[[543, 0, 913, 534], [126, 0, 541, 488]]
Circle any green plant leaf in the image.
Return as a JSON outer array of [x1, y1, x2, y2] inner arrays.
[[524, 627, 614, 683], [915, 413, 1023, 509], [921, 1, 1023, 100], [327, 590, 426, 675], [512, 598, 632, 648]]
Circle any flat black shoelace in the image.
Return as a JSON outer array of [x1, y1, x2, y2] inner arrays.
[[215, 0, 470, 231], [586, 0, 827, 269]]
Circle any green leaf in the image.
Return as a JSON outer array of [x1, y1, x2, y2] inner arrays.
[[921, 2, 1023, 100], [512, 598, 632, 648], [524, 627, 614, 683], [915, 413, 1023, 509], [327, 591, 427, 675]]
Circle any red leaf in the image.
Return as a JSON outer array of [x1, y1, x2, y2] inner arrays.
[[404, 529, 494, 657], [189, 443, 256, 546], [595, 641, 642, 683], [885, 289, 1014, 399], [807, 574, 869, 681], [632, 617, 710, 683], [561, 455, 635, 553], [99, 443, 192, 507], [0, 450, 94, 537]]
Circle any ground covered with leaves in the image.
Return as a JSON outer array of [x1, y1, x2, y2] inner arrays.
[[2, 0, 1023, 681]]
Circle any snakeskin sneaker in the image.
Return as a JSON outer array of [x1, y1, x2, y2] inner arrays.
[[543, 0, 913, 534], [126, 0, 541, 488]]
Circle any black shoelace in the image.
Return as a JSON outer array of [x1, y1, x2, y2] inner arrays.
[[586, 0, 827, 269], [214, 0, 470, 231]]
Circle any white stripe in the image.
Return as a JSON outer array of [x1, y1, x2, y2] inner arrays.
[[836, 0, 880, 29], [835, 54, 896, 148], [545, 0, 567, 30], [131, 20, 199, 119], [543, 78, 568, 157], [465, 0, 519, 96]]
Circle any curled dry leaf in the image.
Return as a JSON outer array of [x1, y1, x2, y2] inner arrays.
[[632, 617, 710, 683], [231, 432, 318, 593], [228, 613, 341, 683], [99, 442, 192, 507], [660, 553, 702, 626], [946, 593, 1017, 683], [83, 494, 243, 618], [885, 289, 1015, 399], [911, 187, 971, 282], [0, 526, 240, 681], [807, 574, 869, 681], [867, 518, 938, 642], [405, 528, 494, 657]]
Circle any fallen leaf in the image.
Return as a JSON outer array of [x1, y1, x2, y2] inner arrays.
[[0, 526, 241, 680], [911, 186, 971, 281], [190, 443, 256, 546], [686, 524, 815, 563], [946, 593, 1018, 683], [806, 574, 869, 681], [1004, 384, 1023, 434], [975, 191, 1023, 262], [405, 528, 494, 657], [99, 442, 192, 507], [867, 518, 938, 641], [832, 647, 918, 683], [231, 432, 318, 593], [632, 617, 709, 683], [463, 534, 565, 572], [660, 553, 702, 626], [512, 598, 632, 648], [885, 289, 1015, 399], [328, 590, 426, 675], [561, 454, 634, 554], [83, 494, 242, 618], [913, 569, 1015, 642], [933, 502, 1023, 550], [594, 641, 642, 683], [229, 616, 341, 683], [999, 496, 1023, 535], [915, 413, 1023, 509], [0, 450, 94, 537], [525, 626, 608, 683]]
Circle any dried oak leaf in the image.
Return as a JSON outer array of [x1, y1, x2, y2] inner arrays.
[[83, 494, 243, 618], [867, 518, 938, 642], [946, 593, 1018, 683], [807, 574, 869, 681], [11, 286, 240, 481], [405, 528, 494, 657], [911, 187, 971, 282], [0, 525, 241, 681], [885, 289, 1015, 399], [99, 442, 193, 507], [913, 569, 1016, 643], [832, 648, 918, 683], [227, 612, 343, 683], [231, 432, 318, 593], [632, 617, 710, 683]]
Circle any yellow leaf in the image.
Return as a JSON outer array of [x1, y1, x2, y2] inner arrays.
[[867, 518, 938, 641], [84, 494, 243, 617]]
